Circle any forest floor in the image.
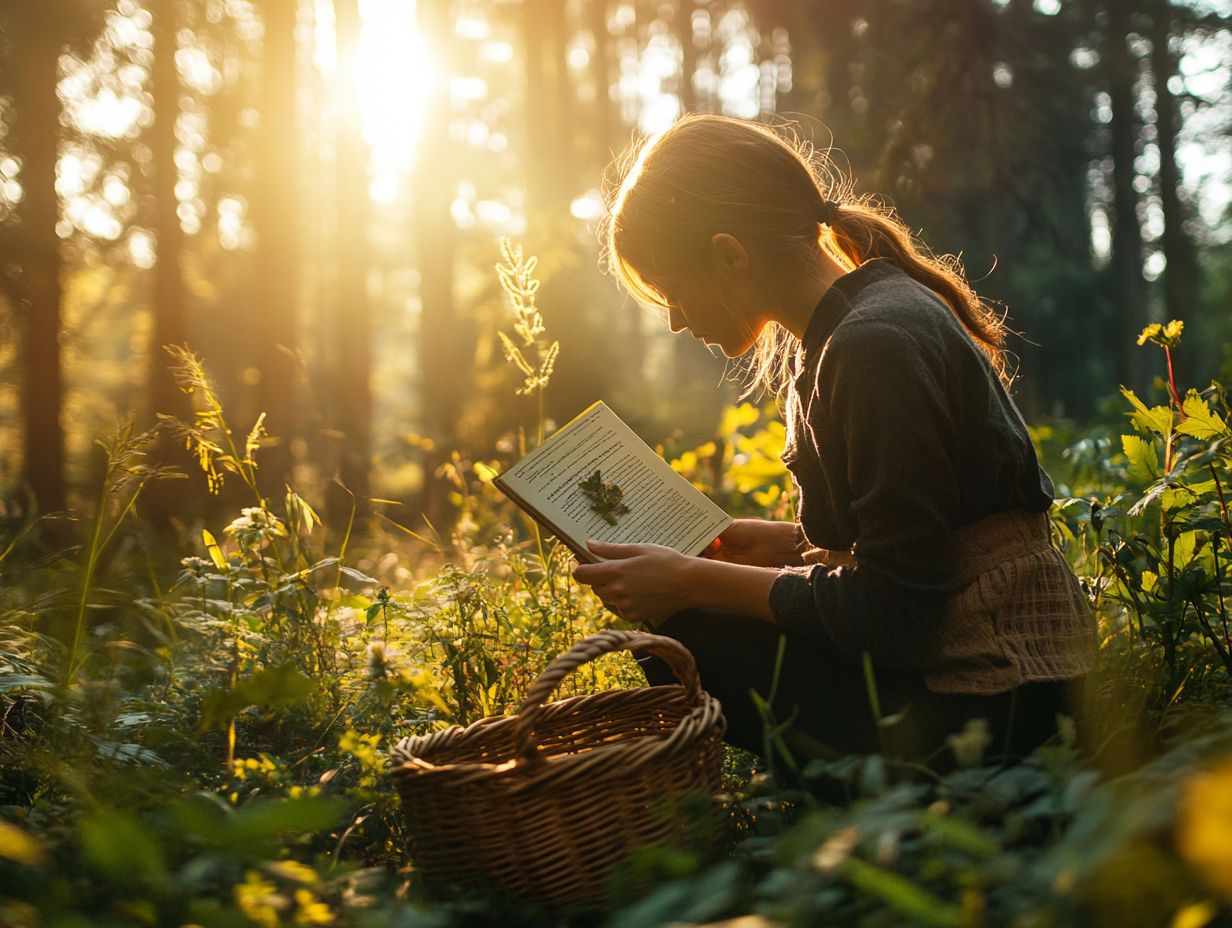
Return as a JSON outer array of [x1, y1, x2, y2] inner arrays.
[[4, 328, 1232, 927]]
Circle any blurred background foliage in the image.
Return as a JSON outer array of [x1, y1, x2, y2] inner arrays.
[[1, 0, 1231, 531], [5, 3, 1232, 923]]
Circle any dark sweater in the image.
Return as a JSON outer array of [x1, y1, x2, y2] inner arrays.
[[768, 258, 1053, 672]]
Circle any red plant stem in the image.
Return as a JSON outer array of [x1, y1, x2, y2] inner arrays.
[[1165, 346, 1185, 416], [1212, 465, 1232, 547]]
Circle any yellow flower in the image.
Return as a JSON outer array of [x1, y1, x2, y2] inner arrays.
[[0, 820, 46, 867], [293, 889, 334, 925], [235, 871, 285, 928], [1138, 320, 1184, 348], [1176, 756, 1232, 900]]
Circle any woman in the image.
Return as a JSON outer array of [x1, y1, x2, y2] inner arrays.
[[571, 115, 1095, 768]]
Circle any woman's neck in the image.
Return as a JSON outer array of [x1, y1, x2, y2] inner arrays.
[[773, 248, 855, 341]]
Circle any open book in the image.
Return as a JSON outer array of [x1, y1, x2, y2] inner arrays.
[[493, 402, 733, 564]]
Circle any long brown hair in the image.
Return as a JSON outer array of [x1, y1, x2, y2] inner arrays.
[[601, 115, 1009, 397]]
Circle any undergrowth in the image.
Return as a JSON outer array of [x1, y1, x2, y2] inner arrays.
[[2, 244, 1231, 928]]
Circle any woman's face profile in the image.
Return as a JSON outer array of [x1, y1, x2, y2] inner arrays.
[[660, 273, 764, 359]]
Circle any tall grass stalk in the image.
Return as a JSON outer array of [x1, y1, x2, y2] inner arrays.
[[159, 344, 267, 506], [496, 238, 561, 585], [67, 422, 176, 683]]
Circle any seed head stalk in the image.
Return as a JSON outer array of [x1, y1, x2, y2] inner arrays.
[[497, 239, 561, 586]]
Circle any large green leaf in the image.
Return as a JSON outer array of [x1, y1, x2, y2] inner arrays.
[[80, 809, 166, 886], [1122, 434, 1161, 482], [1178, 392, 1229, 441], [1121, 388, 1173, 437], [199, 664, 315, 730]]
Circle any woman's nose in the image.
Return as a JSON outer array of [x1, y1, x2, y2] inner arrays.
[[668, 306, 687, 334]]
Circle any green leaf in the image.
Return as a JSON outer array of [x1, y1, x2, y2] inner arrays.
[[227, 796, 347, 845], [1121, 388, 1173, 437], [920, 812, 1001, 857], [0, 673, 54, 692], [199, 664, 315, 730], [1122, 434, 1160, 482], [843, 858, 964, 927], [338, 566, 378, 585], [80, 809, 165, 885], [1173, 530, 1201, 569], [1178, 392, 1229, 441], [202, 528, 227, 571], [1161, 487, 1194, 511]]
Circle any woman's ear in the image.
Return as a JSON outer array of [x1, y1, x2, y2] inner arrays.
[[709, 233, 749, 273]]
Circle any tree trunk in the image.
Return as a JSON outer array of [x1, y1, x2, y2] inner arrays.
[[524, 0, 560, 209], [145, 0, 192, 526], [331, 0, 372, 518], [414, 0, 465, 526], [587, 0, 616, 164], [549, 0, 575, 196], [252, 0, 300, 500], [1105, 2, 1149, 391], [149, 0, 188, 421], [10, 4, 66, 514], [674, 0, 698, 112], [1150, 0, 1198, 336]]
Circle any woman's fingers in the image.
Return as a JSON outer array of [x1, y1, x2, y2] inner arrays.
[[585, 538, 655, 559], [571, 561, 610, 585]]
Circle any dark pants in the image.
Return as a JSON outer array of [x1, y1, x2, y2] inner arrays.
[[638, 608, 1082, 769]]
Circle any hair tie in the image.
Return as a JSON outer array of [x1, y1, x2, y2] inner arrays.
[[817, 200, 840, 226]]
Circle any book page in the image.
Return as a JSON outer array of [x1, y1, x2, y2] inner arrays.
[[496, 402, 732, 559]]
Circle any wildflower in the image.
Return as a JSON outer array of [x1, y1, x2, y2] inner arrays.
[[363, 641, 399, 681], [1176, 756, 1232, 901], [179, 555, 211, 575], [0, 821, 46, 867], [235, 871, 287, 928], [1137, 319, 1184, 348], [293, 888, 334, 925], [225, 506, 288, 549]]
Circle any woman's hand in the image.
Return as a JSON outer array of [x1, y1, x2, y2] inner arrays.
[[571, 540, 699, 626], [703, 518, 804, 568]]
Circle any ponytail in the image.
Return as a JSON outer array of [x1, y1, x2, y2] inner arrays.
[[824, 198, 1009, 384]]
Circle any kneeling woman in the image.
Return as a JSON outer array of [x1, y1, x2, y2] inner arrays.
[[572, 115, 1095, 767]]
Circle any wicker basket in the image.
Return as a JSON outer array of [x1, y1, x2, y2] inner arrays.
[[388, 629, 726, 912]]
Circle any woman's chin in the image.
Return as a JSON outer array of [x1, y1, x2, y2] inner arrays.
[[719, 338, 756, 359], [694, 333, 751, 358]]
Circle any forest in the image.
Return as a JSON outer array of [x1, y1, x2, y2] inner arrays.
[[3, 0, 1232, 926]]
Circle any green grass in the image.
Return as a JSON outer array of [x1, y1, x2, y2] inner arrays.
[[3, 308, 1232, 926]]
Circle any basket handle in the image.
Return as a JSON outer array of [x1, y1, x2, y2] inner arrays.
[[511, 629, 703, 762]]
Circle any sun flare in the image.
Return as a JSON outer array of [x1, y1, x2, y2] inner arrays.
[[316, 0, 436, 202]]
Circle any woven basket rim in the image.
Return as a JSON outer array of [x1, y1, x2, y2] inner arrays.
[[387, 684, 722, 782]]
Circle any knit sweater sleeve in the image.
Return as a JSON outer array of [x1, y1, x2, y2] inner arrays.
[[768, 318, 960, 671]]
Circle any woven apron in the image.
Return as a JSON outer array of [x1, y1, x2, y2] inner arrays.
[[804, 510, 1096, 695]]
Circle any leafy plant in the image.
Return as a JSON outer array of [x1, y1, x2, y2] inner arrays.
[[1056, 321, 1232, 694], [7, 264, 1232, 928], [579, 470, 631, 526]]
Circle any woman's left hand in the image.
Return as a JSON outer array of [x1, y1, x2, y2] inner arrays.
[[571, 540, 699, 626]]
